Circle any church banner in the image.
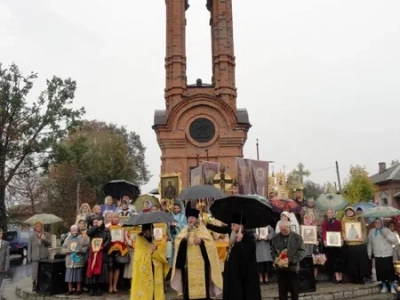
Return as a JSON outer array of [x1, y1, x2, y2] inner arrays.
[[249, 159, 269, 197], [190, 166, 203, 186], [236, 158, 254, 195], [201, 161, 220, 185]]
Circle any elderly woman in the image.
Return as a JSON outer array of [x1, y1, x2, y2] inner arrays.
[[341, 206, 368, 284], [61, 225, 90, 295], [27, 222, 51, 291], [255, 225, 275, 284], [368, 218, 397, 293], [321, 208, 344, 283]]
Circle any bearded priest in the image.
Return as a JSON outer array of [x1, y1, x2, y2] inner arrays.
[[171, 208, 223, 300]]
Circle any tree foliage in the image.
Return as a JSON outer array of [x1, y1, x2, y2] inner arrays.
[[44, 121, 151, 228], [343, 165, 377, 204], [0, 63, 84, 230], [303, 180, 337, 199]]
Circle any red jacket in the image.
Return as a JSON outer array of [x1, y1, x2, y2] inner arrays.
[[321, 219, 342, 242]]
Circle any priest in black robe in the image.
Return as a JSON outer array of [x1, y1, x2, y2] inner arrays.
[[206, 214, 262, 300], [171, 208, 223, 300]]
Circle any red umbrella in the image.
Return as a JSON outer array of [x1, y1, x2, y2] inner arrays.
[[270, 198, 303, 214]]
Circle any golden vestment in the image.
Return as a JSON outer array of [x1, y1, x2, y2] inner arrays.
[[170, 223, 223, 299], [130, 234, 170, 300]]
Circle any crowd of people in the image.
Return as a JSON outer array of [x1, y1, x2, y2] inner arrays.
[[9, 191, 400, 300]]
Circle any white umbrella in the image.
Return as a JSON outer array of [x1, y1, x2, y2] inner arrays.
[[24, 213, 63, 225]]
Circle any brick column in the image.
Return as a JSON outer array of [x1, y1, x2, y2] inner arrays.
[[210, 0, 237, 106], [164, 0, 188, 115]]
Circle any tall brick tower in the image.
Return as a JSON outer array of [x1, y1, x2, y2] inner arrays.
[[153, 0, 251, 187]]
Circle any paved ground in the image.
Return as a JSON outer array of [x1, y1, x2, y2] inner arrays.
[[2, 276, 383, 300]]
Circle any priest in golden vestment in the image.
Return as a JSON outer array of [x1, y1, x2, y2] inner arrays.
[[130, 224, 170, 300], [171, 208, 223, 300]]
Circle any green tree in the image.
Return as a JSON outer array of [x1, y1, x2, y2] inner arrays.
[[343, 165, 377, 204], [48, 122, 150, 219], [303, 180, 324, 199], [0, 63, 84, 230], [79, 120, 151, 186]]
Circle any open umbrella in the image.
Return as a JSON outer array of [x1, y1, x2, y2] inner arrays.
[[103, 180, 140, 201], [353, 201, 376, 223], [353, 201, 376, 211], [177, 185, 225, 201], [210, 194, 276, 228], [361, 206, 400, 219], [123, 211, 175, 227], [315, 193, 348, 211], [270, 198, 302, 215], [24, 214, 63, 225]]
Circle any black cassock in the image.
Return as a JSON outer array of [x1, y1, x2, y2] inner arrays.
[[206, 224, 262, 300], [175, 238, 211, 300]]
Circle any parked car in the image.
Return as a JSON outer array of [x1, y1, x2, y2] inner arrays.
[[3, 230, 30, 257]]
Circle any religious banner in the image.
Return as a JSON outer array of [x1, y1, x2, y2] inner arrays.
[[236, 158, 254, 195], [190, 166, 203, 186], [201, 161, 220, 185], [249, 159, 269, 197]]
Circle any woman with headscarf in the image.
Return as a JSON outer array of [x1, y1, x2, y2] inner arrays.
[[142, 200, 153, 213], [341, 206, 368, 284], [86, 215, 111, 296], [321, 208, 344, 283], [61, 224, 90, 295], [75, 203, 91, 225], [368, 218, 397, 293], [275, 211, 300, 234], [27, 222, 51, 291]]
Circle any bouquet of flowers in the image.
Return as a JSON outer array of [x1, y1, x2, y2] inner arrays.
[[312, 253, 327, 265], [274, 249, 289, 268]]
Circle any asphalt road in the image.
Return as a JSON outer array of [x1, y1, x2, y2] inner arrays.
[[1, 255, 30, 285]]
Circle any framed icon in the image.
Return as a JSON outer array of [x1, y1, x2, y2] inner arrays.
[[256, 227, 269, 240], [110, 228, 124, 242], [69, 241, 78, 252], [153, 228, 163, 241], [301, 225, 317, 244], [326, 231, 342, 247], [344, 222, 362, 241]]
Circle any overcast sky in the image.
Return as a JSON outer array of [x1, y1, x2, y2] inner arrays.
[[1, 0, 399, 193]]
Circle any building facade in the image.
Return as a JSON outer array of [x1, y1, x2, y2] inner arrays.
[[153, 0, 251, 187]]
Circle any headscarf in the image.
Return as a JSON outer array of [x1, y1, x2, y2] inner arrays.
[[326, 208, 336, 224], [142, 200, 153, 213], [280, 211, 291, 221], [374, 218, 384, 237]]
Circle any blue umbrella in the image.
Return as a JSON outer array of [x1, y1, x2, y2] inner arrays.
[[353, 201, 376, 211], [353, 202, 376, 223]]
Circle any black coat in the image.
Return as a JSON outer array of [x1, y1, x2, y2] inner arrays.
[[206, 224, 262, 300]]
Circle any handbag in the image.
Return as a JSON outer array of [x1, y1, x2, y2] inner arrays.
[[115, 252, 131, 264]]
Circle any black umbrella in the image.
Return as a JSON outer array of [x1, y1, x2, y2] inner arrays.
[[210, 194, 275, 229], [123, 211, 176, 227], [103, 180, 140, 201], [177, 185, 225, 200]]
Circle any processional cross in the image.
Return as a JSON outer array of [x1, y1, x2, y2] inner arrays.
[[213, 165, 233, 193], [292, 163, 310, 184]]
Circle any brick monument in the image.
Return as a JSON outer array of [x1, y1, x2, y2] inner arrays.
[[153, 0, 251, 188]]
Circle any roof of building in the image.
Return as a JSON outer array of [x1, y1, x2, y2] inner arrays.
[[370, 163, 400, 184]]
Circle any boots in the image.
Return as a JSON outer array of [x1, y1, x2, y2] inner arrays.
[[89, 284, 95, 296], [32, 281, 36, 292], [95, 283, 102, 296]]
